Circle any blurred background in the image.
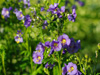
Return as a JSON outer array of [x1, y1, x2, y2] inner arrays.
[[0, 0, 100, 75]]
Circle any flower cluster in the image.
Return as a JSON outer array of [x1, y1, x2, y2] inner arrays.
[[62, 62, 82, 75], [49, 34, 80, 56], [32, 34, 81, 64], [14, 30, 23, 43], [47, 3, 65, 18]]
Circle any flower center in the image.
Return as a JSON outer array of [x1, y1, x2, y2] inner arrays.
[[6, 11, 9, 14], [54, 43, 58, 47], [38, 56, 41, 60], [68, 67, 74, 72], [20, 14, 23, 17], [36, 56, 41, 62], [61, 39, 66, 44], [16, 41, 19, 43]]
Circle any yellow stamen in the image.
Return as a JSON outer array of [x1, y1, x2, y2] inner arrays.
[[6, 11, 9, 14], [54, 43, 58, 47], [36, 60, 39, 62], [20, 14, 23, 17], [61, 39, 66, 44], [16, 41, 19, 44], [68, 67, 74, 72], [38, 56, 41, 60]]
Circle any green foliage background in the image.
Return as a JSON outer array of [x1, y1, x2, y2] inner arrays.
[[0, 0, 100, 75]]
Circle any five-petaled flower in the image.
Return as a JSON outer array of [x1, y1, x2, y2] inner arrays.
[[51, 40, 62, 51], [58, 34, 71, 48], [1, 7, 12, 19], [33, 52, 43, 64], [16, 11, 24, 20]]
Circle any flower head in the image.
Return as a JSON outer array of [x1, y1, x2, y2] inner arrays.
[[36, 42, 45, 54], [51, 40, 62, 51], [62, 64, 67, 75], [67, 62, 77, 75], [42, 20, 48, 29], [13, 8, 18, 14], [58, 34, 71, 48], [14, 35, 23, 43], [45, 63, 55, 69], [41, 7, 45, 11], [47, 3, 59, 14], [60, 6, 65, 13], [24, 15, 31, 27], [2, 8, 10, 18], [67, 38, 81, 54], [16, 11, 24, 20], [33, 52, 43, 64], [45, 41, 50, 48], [72, 5, 77, 9], [68, 8, 76, 22], [78, 1, 84, 6], [17, 30, 23, 35], [23, 0, 30, 8]]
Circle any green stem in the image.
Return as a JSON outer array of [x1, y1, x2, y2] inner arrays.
[[25, 28, 33, 73], [57, 53, 61, 75], [76, 55, 86, 75], [1, 51, 6, 75], [58, 0, 61, 4]]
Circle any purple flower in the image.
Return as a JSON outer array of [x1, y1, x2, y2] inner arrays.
[[72, 5, 77, 9], [48, 49, 54, 56], [67, 38, 81, 54], [27, 0, 30, 7], [36, 42, 45, 54], [61, 6, 65, 13], [33, 52, 43, 64], [75, 71, 82, 75], [2, 8, 10, 18], [67, 62, 78, 75], [17, 30, 23, 35], [24, 15, 31, 27], [45, 41, 50, 48], [23, 0, 30, 8], [47, 3, 58, 14], [23, 0, 27, 4], [51, 40, 62, 51], [9, 7, 13, 11], [45, 63, 55, 69], [13, 8, 18, 14], [68, 14, 75, 22], [16, 11, 24, 20], [78, 1, 84, 6], [65, 1, 69, 6], [58, 34, 71, 48], [42, 20, 48, 29], [72, 9, 77, 18], [14, 35, 23, 43], [68, 8, 77, 22], [41, 7, 45, 11], [62, 64, 67, 75]]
